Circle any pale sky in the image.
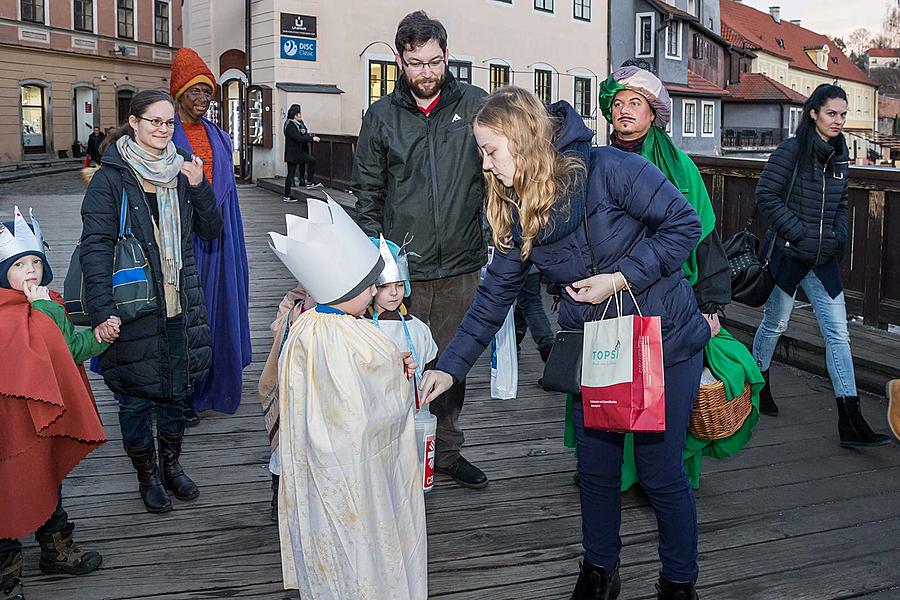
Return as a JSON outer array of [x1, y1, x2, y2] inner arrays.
[[740, 0, 887, 40]]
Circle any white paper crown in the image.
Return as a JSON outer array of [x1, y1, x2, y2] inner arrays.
[[0, 206, 45, 264], [268, 194, 383, 305], [374, 234, 410, 286]]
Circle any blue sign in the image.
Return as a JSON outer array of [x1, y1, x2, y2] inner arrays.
[[281, 36, 316, 61]]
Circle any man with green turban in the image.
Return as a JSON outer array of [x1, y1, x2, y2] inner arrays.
[[564, 64, 763, 490]]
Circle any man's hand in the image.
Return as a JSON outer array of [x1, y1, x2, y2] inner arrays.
[[703, 313, 721, 338], [23, 282, 51, 303], [312, 136, 321, 143], [180, 155, 205, 187], [419, 370, 453, 405]]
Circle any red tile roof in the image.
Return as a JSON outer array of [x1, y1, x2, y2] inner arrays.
[[869, 48, 900, 58], [667, 70, 731, 97], [720, 0, 877, 87], [725, 73, 807, 104]]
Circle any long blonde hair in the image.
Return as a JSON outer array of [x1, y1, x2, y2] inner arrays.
[[475, 86, 584, 260]]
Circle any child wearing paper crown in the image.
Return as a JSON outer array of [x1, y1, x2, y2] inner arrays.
[[0, 208, 112, 600], [268, 194, 427, 600], [367, 235, 438, 379]]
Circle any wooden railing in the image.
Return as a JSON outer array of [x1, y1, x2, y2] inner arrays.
[[692, 155, 900, 328], [309, 134, 358, 191]]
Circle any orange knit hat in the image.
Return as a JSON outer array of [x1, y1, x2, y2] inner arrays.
[[170, 48, 217, 100]]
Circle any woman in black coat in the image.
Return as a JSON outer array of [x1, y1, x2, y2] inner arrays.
[[420, 87, 709, 600], [80, 90, 223, 513], [752, 84, 889, 447]]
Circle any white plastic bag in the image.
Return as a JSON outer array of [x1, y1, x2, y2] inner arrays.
[[491, 307, 519, 399]]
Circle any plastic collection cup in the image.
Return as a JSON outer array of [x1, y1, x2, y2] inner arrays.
[[414, 407, 437, 492]]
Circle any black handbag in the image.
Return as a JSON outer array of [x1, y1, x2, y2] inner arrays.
[[65, 188, 158, 326], [724, 162, 798, 308], [540, 204, 600, 395]]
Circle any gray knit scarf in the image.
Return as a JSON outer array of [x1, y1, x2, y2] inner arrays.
[[117, 135, 184, 289]]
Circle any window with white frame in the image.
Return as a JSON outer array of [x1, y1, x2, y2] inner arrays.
[[574, 0, 591, 21], [789, 107, 802, 136], [534, 69, 552, 104], [687, 0, 698, 17], [448, 60, 472, 84], [117, 0, 134, 39], [665, 21, 681, 59], [701, 101, 714, 137], [21, 0, 44, 23], [490, 64, 510, 92], [574, 77, 591, 118], [534, 0, 553, 12], [74, 0, 94, 32], [683, 100, 696, 136], [154, 0, 170, 46], [636, 13, 654, 57]]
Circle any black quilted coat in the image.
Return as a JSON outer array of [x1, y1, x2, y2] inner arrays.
[[80, 143, 223, 401], [755, 134, 850, 267]]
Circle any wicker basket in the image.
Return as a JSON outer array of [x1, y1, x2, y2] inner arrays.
[[688, 380, 753, 441]]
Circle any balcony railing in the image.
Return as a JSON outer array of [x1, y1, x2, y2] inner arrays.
[[722, 128, 786, 150]]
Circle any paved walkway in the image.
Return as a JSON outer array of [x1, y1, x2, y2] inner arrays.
[[3, 175, 899, 599]]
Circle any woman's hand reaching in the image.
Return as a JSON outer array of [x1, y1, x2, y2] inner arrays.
[[418, 370, 454, 405], [565, 272, 626, 305]]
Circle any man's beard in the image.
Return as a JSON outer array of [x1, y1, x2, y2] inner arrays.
[[406, 71, 445, 100]]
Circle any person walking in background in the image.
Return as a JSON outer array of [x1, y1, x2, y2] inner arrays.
[[420, 87, 709, 600], [169, 48, 252, 422], [282, 104, 322, 202], [752, 83, 890, 448], [599, 63, 762, 490], [80, 89, 223, 513], [352, 11, 489, 489], [86, 127, 105, 166], [513, 265, 555, 363]]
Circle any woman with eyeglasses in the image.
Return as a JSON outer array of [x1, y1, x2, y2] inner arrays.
[[80, 89, 223, 514]]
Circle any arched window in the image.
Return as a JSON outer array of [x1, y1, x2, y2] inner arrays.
[[21, 83, 47, 154]]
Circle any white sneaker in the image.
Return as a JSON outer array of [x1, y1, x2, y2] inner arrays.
[[282, 196, 298, 203], [305, 182, 324, 189]]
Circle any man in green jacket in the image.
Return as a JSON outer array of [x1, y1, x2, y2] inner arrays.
[[351, 10, 488, 489]]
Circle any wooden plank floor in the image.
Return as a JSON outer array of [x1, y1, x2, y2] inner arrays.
[[4, 175, 900, 599]]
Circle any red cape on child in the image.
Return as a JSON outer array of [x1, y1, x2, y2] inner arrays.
[[0, 289, 107, 539]]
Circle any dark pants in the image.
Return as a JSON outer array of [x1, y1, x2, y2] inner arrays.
[[408, 270, 480, 468], [513, 271, 555, 352], [115, 317, 188, 448], [574, 351, 703, 583], [0, 488, 68, 560], [284, 155, 316, 196]]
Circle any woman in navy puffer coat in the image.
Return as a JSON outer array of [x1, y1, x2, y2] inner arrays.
[[419, 88, 709, 600]]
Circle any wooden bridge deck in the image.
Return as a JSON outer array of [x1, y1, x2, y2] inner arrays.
[[5, 176, 900, 599]]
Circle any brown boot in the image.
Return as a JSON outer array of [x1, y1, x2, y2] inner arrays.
[[0, 551, 24, 600], [36, 523, 102, 576], [888, 380, 900, 441]]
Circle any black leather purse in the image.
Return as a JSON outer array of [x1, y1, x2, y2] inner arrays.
[[540, 205, 600, 395], [724, 162, 798, 308]]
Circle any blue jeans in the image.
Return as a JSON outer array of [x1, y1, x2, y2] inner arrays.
[[574, 351, 703, 582], [752, 271, 856, 397], [115, 317, 188, 448]]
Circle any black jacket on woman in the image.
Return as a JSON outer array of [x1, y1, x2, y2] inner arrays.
[[283, 119, 314, 163], [80, 143, 224, 401], [755, 134, 850, 297]]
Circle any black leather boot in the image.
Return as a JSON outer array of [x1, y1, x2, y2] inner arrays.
[[270, 473, 279, 522], [158, 432, 199, 500], [570, 558, 621, 600], [758, 369, 778, 416], [124, 442, 172, 513], [836, 397, 892, 448], [183, 406, 201, 427], [0, 550, 24, 600], [656, 572, 699, 599], [36, 523, 102, 576]]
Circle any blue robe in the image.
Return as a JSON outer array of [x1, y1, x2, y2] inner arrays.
[[173, 115, 251, 414]]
